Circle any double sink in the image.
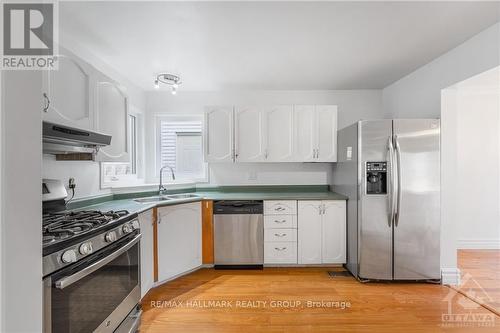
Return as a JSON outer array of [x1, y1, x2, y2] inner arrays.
[[134, 193, 200, 203]]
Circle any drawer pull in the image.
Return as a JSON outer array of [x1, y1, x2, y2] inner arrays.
[[274, 233, 287, 237], [274, 219, 287, 224], [274, 207, 285, 211], [274, 247, 287, 251]]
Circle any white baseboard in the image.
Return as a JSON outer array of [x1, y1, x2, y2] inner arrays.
[[457, 239, 500, 249], [441, 268, 461, 285]]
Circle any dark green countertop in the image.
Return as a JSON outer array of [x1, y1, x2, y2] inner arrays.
[[70, 186, 348, 214]]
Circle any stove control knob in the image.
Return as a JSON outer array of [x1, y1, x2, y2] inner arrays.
[[131, 220, 140, 230], [61, 250, 77, 264], [105, 231, 117, 243], [79, 242, 93, 255], [122, 223, 133, 234]]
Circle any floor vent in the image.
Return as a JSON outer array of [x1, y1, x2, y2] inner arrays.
[[327, 271, 352, 277]]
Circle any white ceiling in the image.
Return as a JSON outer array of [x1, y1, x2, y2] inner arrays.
[[60, 1, 500, 91]]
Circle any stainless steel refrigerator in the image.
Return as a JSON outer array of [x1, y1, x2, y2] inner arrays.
[[332, 119, 440, 281]]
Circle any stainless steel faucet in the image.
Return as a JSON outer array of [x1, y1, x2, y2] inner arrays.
[[159, 165, 175, 195]]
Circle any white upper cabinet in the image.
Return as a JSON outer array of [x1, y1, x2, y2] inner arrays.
[[316, 105, 338, 162], [264, 105, 294, 161], [95, 78, 129, 162], [321, 200, 346, 264], [293, 105, 316, 162], [205, 106, 234, 162], [42, 54, 94, 130], [204, 104, 337, 163], [234, 106, 265, 162], [293, 105, 338, 162]]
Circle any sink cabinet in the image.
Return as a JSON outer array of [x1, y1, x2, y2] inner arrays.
[[156, 202, 202, 282]]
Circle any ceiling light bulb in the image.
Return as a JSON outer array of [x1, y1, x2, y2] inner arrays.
[[171, 86, 177, 95], [154, 79, 159, 89]]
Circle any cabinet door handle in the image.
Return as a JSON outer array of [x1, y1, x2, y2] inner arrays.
[[42, 93, 50, 113], [206, 117, 210, 155], [274, 247, 287, 251], [316, 148, 320, 159], [274, 233, 287, 237]]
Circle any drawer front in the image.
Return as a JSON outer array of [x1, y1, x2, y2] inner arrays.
[[264, 215, 296, 229], [264, 228, 297, 242], [264, 200, 297, 215], [264, 242, 297, 264]]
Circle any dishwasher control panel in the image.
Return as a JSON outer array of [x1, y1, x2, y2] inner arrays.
[[213, 200, 263, 214]]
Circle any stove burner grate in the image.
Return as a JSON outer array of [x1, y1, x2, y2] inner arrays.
[[42, 210, 130, 244]]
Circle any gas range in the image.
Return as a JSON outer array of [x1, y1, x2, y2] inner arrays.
[[42, 179, 142, 332], [42, 209, 139, 276]]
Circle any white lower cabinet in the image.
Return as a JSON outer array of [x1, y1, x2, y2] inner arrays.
[[157, 202, 202, 282], [264, 228, 297, 242], [264, 242, 297, 264], [138, 209, 154, 298], [298, 200, 346, 264], [264, 200, 298, 264], [297, 201, 322, 264], [322, 201, 347, 263]]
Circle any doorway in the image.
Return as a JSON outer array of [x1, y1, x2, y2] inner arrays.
[[441, 67, 500, 315]]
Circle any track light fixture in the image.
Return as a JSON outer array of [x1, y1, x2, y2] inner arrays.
[[153, 73, 181, 95]]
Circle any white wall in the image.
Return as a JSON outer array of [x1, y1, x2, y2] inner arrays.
[[43, 155, 111, 199], [440, 67, 500, 286], [1, 71, 43, 332], [146, 90, 383, 185], [383, 22, 500, 118], [450, 69, 500, 249], [41, 39, 147, 199]]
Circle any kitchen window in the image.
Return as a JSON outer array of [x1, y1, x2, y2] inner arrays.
[[156, 115, 207, 182]]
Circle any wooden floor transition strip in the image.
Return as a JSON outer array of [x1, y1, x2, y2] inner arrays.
[[448, 284, 500, 317]]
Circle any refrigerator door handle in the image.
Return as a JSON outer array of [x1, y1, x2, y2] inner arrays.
[[387, 136, 396, 227], [394, 135, 402, 227]]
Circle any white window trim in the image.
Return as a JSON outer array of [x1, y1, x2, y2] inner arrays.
[[154, 114, 209, 183]]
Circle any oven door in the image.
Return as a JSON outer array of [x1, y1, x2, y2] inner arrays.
[[44, 233, 141, 333]]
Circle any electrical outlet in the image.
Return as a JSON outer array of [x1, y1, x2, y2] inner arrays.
[[248, 171, 257, 181], [68, 177, 76, 189]]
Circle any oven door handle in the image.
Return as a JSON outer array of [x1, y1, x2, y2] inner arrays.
[[55, 234, 141, 290]]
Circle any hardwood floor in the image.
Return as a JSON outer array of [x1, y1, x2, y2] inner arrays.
[[140, 267, 498, 332], [454, 250, 500, 315]]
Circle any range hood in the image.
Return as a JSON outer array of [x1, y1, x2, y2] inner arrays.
[[43, 121, 111, 160]]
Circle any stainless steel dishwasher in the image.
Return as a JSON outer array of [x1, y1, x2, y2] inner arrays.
[[213, 200, 264, 269]]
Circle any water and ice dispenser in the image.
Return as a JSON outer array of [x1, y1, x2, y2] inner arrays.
[[366, 162, 387, 195]]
